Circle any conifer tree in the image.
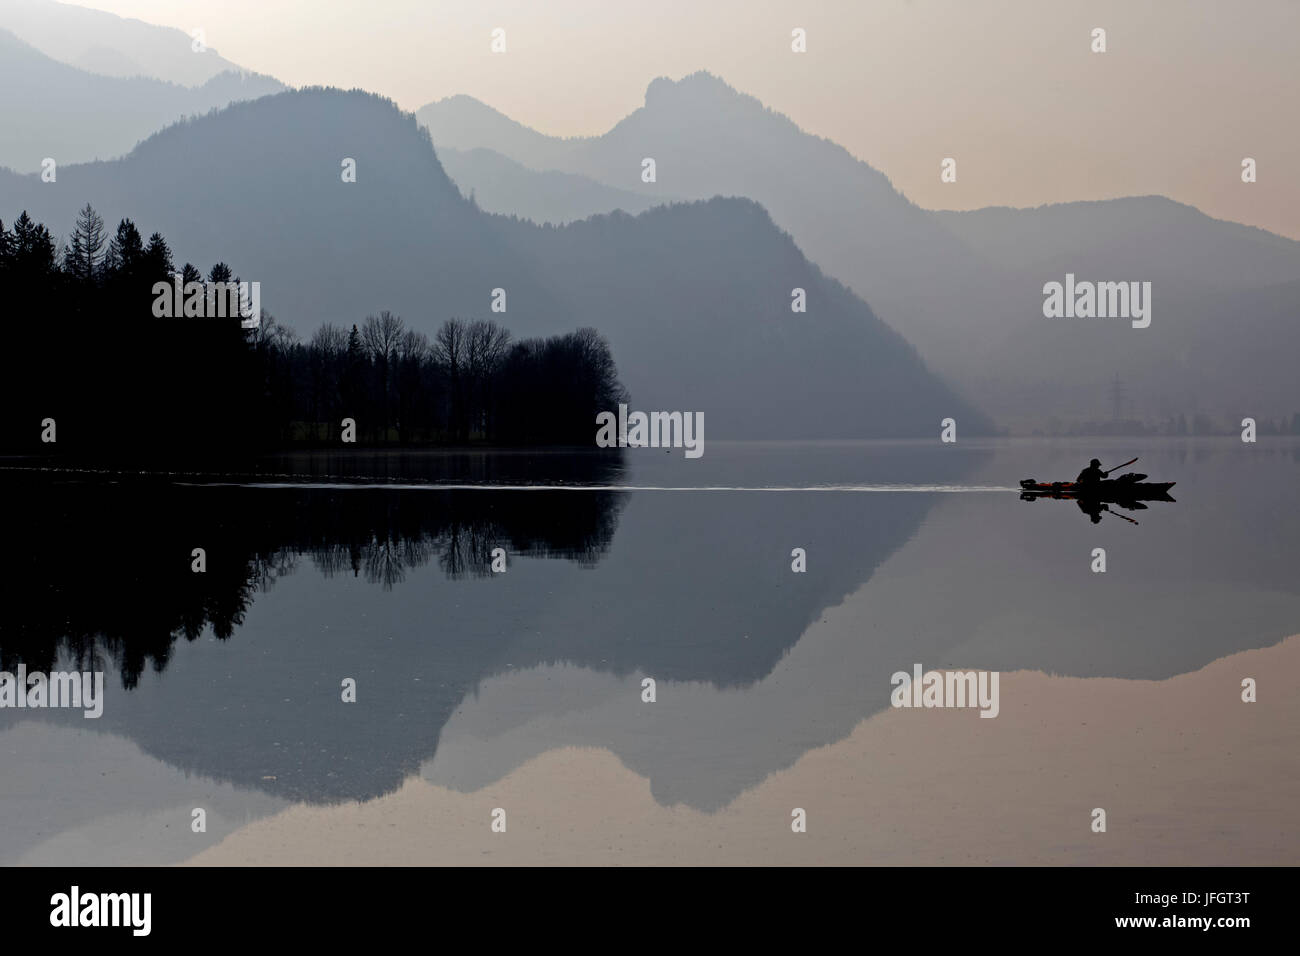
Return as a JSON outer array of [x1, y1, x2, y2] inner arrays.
[[106, 218, 144, 276], [63, 203, 108, 282]]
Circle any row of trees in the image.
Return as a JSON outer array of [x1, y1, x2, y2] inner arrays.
[[1, 205, 257, 455], [290, 312, 626, 445], [0, 206, 628, 457]]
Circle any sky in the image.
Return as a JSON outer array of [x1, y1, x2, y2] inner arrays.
[[67, 0, 1300, 239]]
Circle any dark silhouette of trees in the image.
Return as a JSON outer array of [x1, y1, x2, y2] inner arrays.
[[340, 323, 366, 431], [395, 327, 433, 443], [106, 217, 144, 275], [361, 310, 404, 438], [144, 232, 174, 278], [302, 314, 622, 445], [308, 322, 347, 441], [434, 317, 467, 441], [496, 328, 629, 444], [2, 213, 62, 453], [466, 319, 511, 439], [0, 208, 629, 458], [9, 211, 58, 274]]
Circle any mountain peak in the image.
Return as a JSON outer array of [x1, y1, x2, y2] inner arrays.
[[644, 71, 738, 108]]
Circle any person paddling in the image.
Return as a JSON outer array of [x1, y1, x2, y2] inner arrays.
[[1076, 456, 1139, 486], [1076, 458, 1106, 485]]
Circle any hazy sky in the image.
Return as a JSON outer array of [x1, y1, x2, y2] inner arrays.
[[72, 0, 1300, 239]]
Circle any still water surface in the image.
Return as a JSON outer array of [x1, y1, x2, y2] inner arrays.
[[2, 439, 1297, 864]]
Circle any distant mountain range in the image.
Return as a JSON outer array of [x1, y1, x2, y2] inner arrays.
[[0, 88, 983, 438], [3, 0, 247, 85], [931, 200, 1300, 427], [4, 0, 1295, 434], [420, 73, 1300, 431], [0, 28, 284, 172], [419, 74, 980, 320]]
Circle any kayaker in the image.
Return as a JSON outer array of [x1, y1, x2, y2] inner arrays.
[[1076, 498, 1107, 523], [1076, 458, 1105, 485]]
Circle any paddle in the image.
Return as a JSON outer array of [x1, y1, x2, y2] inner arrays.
[[1104, 456, 1139, 477], [1101, 505, 1139, 525]]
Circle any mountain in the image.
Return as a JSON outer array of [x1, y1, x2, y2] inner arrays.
[[69, 44, 147, 78], [0, 29, 284, 172], [438, 146, 670, 224], [931, 199, 1300, 427], [419, 72, 1300, 432], [419, 94, 593, 170], [419, 73, 985, 323], [1, 0, 246, 85], [0, 87, 985, 438]]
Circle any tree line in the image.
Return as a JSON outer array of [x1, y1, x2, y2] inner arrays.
[[0, 206, 627, 458]]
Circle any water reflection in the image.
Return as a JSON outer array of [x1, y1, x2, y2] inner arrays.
[[0, 447, 968, 812], [0, 471, 627, 689], [1018, 485, 1178, 525], [2, 439, 1298, 864]]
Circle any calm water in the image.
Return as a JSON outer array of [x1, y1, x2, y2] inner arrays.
[[2, 438, 1297, 864]]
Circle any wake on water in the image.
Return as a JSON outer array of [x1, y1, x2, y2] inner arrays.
[[0, 466, 1016, 493]]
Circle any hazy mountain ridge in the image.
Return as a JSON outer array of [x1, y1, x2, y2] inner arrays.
[[418, 72, 1300, 432], [438, 146, 671, 224], [0, 87, 985, 438], [930, 198, 1300, 427], [417, 94, 595, 171], [0, 28, 285, 173], [420, 71, 980, 310], [2, 0, 245, 85], [494, 196, 976, 436], [932, 197, 1300, 285]]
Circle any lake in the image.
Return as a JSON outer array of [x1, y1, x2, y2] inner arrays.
[[2, 438, 1297, 865]]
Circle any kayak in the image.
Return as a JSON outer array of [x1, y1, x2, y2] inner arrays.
[[1019, 473, 1175, 500]]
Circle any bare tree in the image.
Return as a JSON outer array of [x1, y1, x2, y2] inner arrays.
[[433, 317, 466, 369], [397, 328, 429, 364], [361, 311, 405, 435], [311, 322, 348, 356], [434, 318, 467, 440], [309, 323, 348, 438], [394, 328, 430, 442], [465, 319, 511, 438], [361, 310, 405, 365], [249, 310, 296, 351]]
